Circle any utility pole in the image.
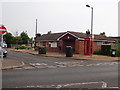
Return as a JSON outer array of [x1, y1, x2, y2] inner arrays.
[[1, 34, 3, 61], [86, 5, 93, 55], [34, 19, 38, 49], [36, 19, 37, 35], [16, 31, 18, 49]]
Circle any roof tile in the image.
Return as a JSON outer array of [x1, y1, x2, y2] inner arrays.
[[36, 31, 114, 41]]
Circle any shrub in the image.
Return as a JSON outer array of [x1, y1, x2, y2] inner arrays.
[[27, 47, 32, 50], [15, 45, 27, 49], [116, 48, 120, 57], [93, 49, 101, 55], [15, 47, 19, 50]]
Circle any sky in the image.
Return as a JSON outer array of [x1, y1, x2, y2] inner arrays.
[[0, 0, 119, 38]]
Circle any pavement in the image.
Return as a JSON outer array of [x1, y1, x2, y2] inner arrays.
[[1, 58, 24, 70], [9, 48, 119, 61], [1, 48, 119, 70]]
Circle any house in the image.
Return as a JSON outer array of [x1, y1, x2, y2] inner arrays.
[[35, 31, 115, 54], [109, 36, 120, 39]]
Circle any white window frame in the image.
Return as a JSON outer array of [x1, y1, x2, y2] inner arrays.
[[96, 42, 103, 46], [51, 42, 57, 48]]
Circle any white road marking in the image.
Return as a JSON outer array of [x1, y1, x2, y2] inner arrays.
[[62, 81, 106, 88], [107, 87, 119, 88], [101, 81, 107, 88], [14, 62, 118, 70], [86, 62, 118, 67], [46, 66, 57, 68], [18, 81, 115, 88], [86, 64, 93, 66], [29, 63, 47, 66], [23, 67, 35, 69], [56, 85, 62, 88]]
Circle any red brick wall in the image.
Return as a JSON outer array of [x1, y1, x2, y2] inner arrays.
[[39, 40, 113, 54], [75, 40, 84, 54], [75, 40, 102, 54], [75, 40, 79, 54], [79, 41, 84, 54], [58, 40, 63, 52], [92, 41, 113, 53], [92, 42, 101, 53], [47, 47, 59, 52], [38, 41, 59, 52]]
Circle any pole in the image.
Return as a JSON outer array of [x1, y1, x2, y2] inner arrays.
[[36, 19, 37, 35], [16, 31, 18, 49], [35, 19, 37, 49], [1, 34, 3, 61], [86, 5, 93, 55], [91, 7, 93, 55]]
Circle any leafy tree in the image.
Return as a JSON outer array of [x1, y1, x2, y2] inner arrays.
[[20, 31, 30, 44], [100, 32, 106, 36], [3, 31, 31, 47], [47, 31, 52, 34], [29, 37, 33, 43], [114, 39, 120, 57], [115, 39, 120, 44], [3, 32, 13, 47], [12, 36, 22, 44]]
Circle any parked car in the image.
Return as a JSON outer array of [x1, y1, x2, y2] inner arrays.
[[0, 42, 7, 48], [0, 47, 7, 57]]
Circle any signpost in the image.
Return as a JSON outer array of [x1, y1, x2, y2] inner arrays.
[[0, 25, 7, 60]]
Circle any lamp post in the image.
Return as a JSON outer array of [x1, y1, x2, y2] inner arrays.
[[86, 4, 93, 55]]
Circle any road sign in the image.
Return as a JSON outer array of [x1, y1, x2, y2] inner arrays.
[[0, 25, 7, 60], [0, 25, 7, 34]]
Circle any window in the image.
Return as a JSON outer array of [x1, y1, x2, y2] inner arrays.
[[96, 42, 103, 46], [51, 42, 57, 47], [39, 42, 42, 46]]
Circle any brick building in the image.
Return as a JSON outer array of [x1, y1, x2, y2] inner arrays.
[[109, 36, 120, 39], [35, 31, 115, 54]]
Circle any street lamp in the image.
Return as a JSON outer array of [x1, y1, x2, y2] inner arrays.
[[86, 4, 93, 55]]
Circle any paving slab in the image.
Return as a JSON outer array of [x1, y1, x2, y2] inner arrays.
[[1, 58, 24, 70]]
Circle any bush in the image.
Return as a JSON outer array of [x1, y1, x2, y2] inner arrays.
[[15, 45, 27, 49], [27, 47, 32, 50], [93, 49, 101, 55], [15, 47, 19, 50], [116, 48, 120, 57]]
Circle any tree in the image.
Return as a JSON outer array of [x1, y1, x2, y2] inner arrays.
[[3, 32, 13, 47], [29, 37, 33, 43], [47, 31, 52, 34], [86, 29, 90, 37], [20, 31, 30, 44], [100, 32, 106, 36], [115, 39, 120, 57], [12, 36, 22, 44], [115, 39, 120, 44]]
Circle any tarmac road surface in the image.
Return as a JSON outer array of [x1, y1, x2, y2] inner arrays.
[[2, 51, 119, 89]]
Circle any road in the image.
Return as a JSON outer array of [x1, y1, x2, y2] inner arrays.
[[2, 51, 119, 89]]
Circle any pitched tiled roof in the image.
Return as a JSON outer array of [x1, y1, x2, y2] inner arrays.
[[36, 32, 65, 41], [69, 31, 113, 41], [109, 37, 120, 39], [36, 31, 114, 41]]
